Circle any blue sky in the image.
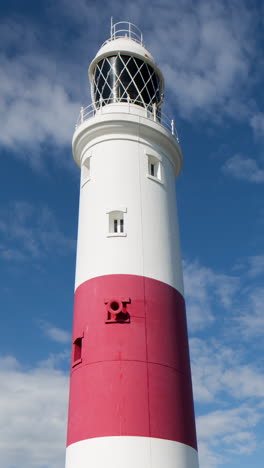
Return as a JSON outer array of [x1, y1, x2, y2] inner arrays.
[[0, 0, 264, 467]]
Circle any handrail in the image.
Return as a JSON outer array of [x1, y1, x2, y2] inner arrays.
[[111, 21, 143, 44], [102, 20, 144, 47], [75, 98, 179, 142]]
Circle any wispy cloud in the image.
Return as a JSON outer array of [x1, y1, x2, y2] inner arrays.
[[198, 406, 260, 440], [197, 440, 224, 468], [238, 287, 264, 337], [0, 20, 80, 161], [0, 201, 75, 262], [247, 255, 264, 277], [183, 259, 239, 332], [2, 335, 263, 468], [192, 336, 264, 466], [145, 0, 256, 120], [0, 355, 68, 468], [0, 0, 260, 162], [222, 154, 264, 183], [40, 321, 71, 344], [250, 113, 264, 138], [190, 338, 264, 403], [178, 257, 264, 467], [197, 406, 261, 467]]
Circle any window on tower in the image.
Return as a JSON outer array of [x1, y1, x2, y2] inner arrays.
[[107, 209, 127, 237], [81, 156, 91, 187], [147, 154, 162, 182], [150, 163, 155, 177], [72, 336, 83, 367]]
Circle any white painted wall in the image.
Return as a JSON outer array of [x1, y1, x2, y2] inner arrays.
[[65, 436, 199, 468], [73, 112, 184, 294]]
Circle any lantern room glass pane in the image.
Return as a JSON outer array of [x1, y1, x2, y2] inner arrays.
[[92, 53, 161, 108]]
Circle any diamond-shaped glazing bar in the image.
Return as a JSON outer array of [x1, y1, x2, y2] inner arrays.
[[92, 53, 162, 109]]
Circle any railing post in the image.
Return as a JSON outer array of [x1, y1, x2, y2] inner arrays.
[[171, 119, 175, 135], [111, 17, 113, 39], [153, 103, 157, 122], [127, 94, 130, 112], [80, 106, 84, 124], [100, 97, 103, 114]]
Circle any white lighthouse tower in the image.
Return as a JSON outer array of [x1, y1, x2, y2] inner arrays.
[[66, 21, 199, 468]]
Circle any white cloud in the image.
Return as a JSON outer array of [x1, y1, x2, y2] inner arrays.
[[181, 258, 264, 466], [183, 260, 239, 331], [0, 0, 259, 161], [222, 364, 264, 400], [1, 341, 263, 468], [198, 441, 224, 468], [250, 113, 264, 137], [0, 355, 68, 468], [222, 154, 264, 183], [2, 347, 261, 468], [197, 406, 261, 462], [0, 201, 75, 262], [223, 431, 257, 455], [216, 257, 264, 338], [238, 287, 264, 337], [198, 407, 253, 439], [0, 20, 80, 160], [191, 338, 225, 402], [40, 321, 71, 344], [59, 0, 256, 118], [146, 0, 256, 119], [183, 258, 264, 466], [247, 255, 264, 277], [190, 337, 264, 403]]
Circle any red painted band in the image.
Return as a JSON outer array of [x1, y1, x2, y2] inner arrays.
[[67, 275, 197, 450]]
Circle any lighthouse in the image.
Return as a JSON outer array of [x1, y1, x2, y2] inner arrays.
[[66, 21, 199, 468]]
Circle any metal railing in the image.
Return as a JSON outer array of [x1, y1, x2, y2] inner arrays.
[[75, 98, 179, 142], [102, 20, 144, 47]]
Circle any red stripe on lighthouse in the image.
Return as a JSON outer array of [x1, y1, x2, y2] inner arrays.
[[67, 274, 197, 451]]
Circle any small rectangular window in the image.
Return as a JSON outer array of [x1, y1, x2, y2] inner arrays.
[[81, 157, 91, 187], [72, 337, 83, 367], [108, 210, 127, 236], [112, 218, 124, 233], [147, 154, 162, 182], [120, 218, 124, 233]]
